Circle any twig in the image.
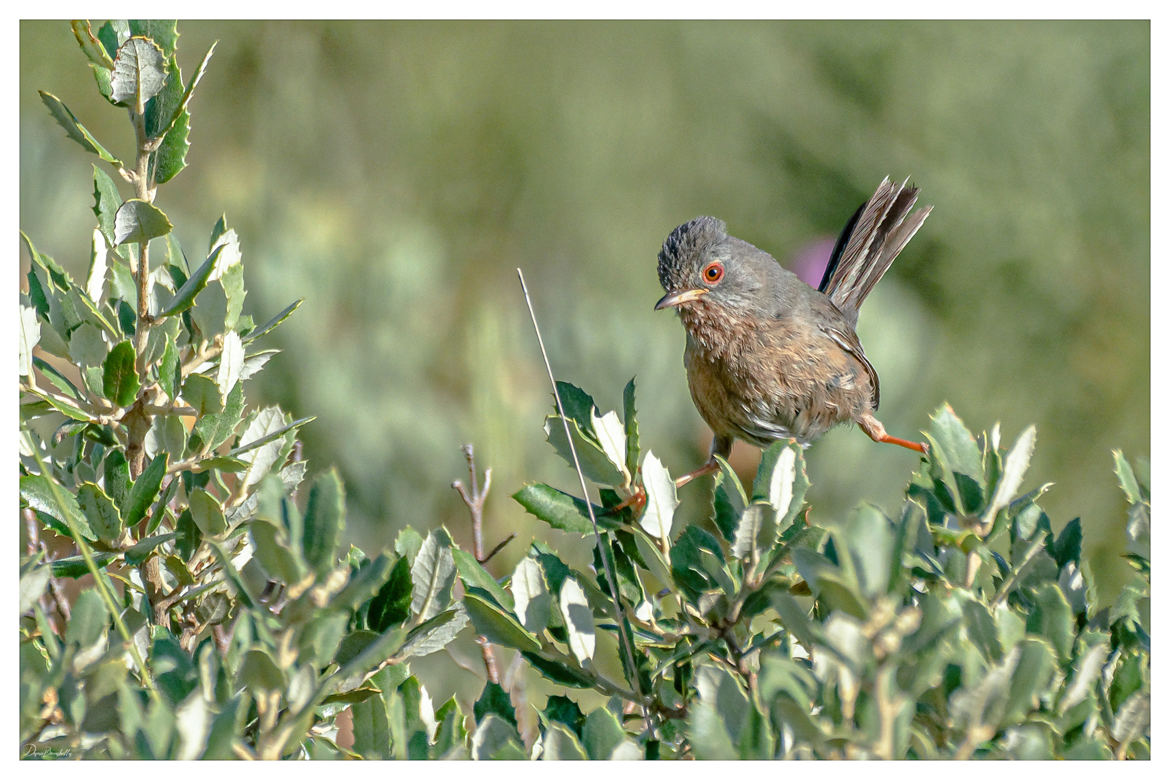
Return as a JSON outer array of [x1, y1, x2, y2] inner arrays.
[[516, 268, 651, 728], [450, 443, 502, 684]]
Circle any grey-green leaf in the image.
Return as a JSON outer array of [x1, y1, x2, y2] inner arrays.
[[110, 36, 167, 107], [410, 529, 457, 621], [102, 340, 140, 407], [113, 198, 173, 246], [38, 90, 123, 166]]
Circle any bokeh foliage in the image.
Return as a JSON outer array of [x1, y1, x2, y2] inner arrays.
[[20, 20, 1148, 598]]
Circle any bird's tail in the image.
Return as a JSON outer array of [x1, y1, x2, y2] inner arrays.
[[817, 176, 932, 322]]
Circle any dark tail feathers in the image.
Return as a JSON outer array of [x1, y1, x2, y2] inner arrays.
[[818, 177, 932, 324]]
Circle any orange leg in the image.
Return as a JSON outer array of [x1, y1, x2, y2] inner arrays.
[[859, 413, 928, 454]]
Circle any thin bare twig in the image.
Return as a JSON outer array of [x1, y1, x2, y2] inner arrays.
[[450, 443, 502, 684]]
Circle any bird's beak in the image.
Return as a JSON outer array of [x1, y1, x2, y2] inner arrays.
[[654, 288, 709, 310]]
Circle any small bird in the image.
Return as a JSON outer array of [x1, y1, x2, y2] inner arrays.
[[656, 177, 931, 486]]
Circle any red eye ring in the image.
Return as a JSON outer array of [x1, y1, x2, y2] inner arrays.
[[703, 262, 724, 284]]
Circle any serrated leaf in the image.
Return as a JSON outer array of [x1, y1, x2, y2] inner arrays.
[[18, 306, 40, 376], [558, 577, 595, 663], [71, 20, 115, 69], [581, 706, 626, 760], [156, 244, 222, 319], [452, 547, 512, 610], [237, 406, 293, 489], [982, 425, 1036, 526], [77, 481, 123, 541], [38, 90, 123, 165], [216, 330, 243, 399], [542, 722, 589, 760], [236, 649, 284, 693], [1112, 449, 1144, 504], [513, 483, 606, 534], [511, 557, 551, 634], [410, 529, 456, 620], [396, 606, 469, 659], [462, 591, 541, 653], [243, 298, 303, 344], [545, 414, 625, 486], [188, 488, 227, 537], [87, 232, 111, 307], [113, 198, 173, 246], [19, 565, 52, 615], [111, 36, 167, 107], [689, 665, 747, 759], [622, 377, 640, 475], [91, 165, 121, 248], [470, 714, 526, 760], [590, 408, 629, 484], [638, 450, 676, 539], [21, 474, 95, 540], [122, 453, 167, 528], [303, 468, 345, 578], [101, 340, 140, 406]]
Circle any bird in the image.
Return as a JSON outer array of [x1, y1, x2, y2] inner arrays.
[[655, 176, 931, 487]]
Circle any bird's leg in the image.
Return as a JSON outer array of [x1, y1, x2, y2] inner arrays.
[[673, 434, 732, 488], [604, 435, 730, 515], [859, 413, 928, 454]]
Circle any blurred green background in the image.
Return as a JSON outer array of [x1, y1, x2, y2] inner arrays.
[[21, 20, 1148, 612]]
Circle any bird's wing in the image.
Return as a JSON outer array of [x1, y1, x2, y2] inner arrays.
[[820, 325, 880, 410]]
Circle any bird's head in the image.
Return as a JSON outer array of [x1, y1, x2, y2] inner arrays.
[[655, 216, 774, 318]]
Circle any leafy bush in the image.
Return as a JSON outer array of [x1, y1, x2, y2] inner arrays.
[[20, 20, 1149, 760]]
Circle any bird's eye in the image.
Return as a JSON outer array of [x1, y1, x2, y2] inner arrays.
[[703, 262, 724, 284]]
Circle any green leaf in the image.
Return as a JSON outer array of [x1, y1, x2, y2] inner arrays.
[[113, 198, 173, 246], [462, 590, 541, 653], [156, 244, 223, 319], [102, 340, 140, 406], [77, 482, 123, 542], [542, 722, 589, 759], [1112, 449, 1144, 504], [122, 453, 168, 527], [188, 488, 227, 537], [622, 377, 640, 475], [298, 609, 350, 669], [91, 165, 122, 247], [410, 528, 456, 620], [520, 651, 594, 688], [38, 90, 123, 165], [513, 482, 610, 534], [125, 532, 177, 566], [452, 546, 513, 610], [366, 556, 413, 632], [470, 714, 526, 760], [333, 553, 396, 613], [545, 414, 626, 486], [511, 556, 552, 633], [639, 450, 677, 539], [69, 322, 108, 367], [50, 551, 118, 578], [843, 504, 895, 599], [397, 607, 469, 659], [711, 455, 747, 541], [303, 468, 345, 578], [243, 298, 303, 344], [982, 425, 1036, 525], [21, 474, 95, 540], [236, 649, 285, 693], [474, 681, 517, 727], [590, 407, 629, 482], [110, 36, 167, 106], [189, 381, 243, 454], [19, 564, 52, 615], [65, 588, 109, 649], [670, 526, 731, 600], [689, 665, 747, 759], [582, 705, 626, 760], [18, 306, 41, 377], [924, 404, 986, 514], [71, 20, 116, 68], [961, 597, 1003, 662], [558, 577, 595, 663], [1026, 583, 1075, 662], [215, 331, 243, 400]]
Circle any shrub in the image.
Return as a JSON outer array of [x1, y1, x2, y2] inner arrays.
[[20, 20, 1149, 760]]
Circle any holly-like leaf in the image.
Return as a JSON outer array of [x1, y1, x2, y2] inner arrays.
[[102, 340, 140, 407], [639, 450, 677, 540], [110, 36, 167, 107], [113, 198, 173, 246], [410, 529, 456, 621], [38, 90, 123, 166]]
